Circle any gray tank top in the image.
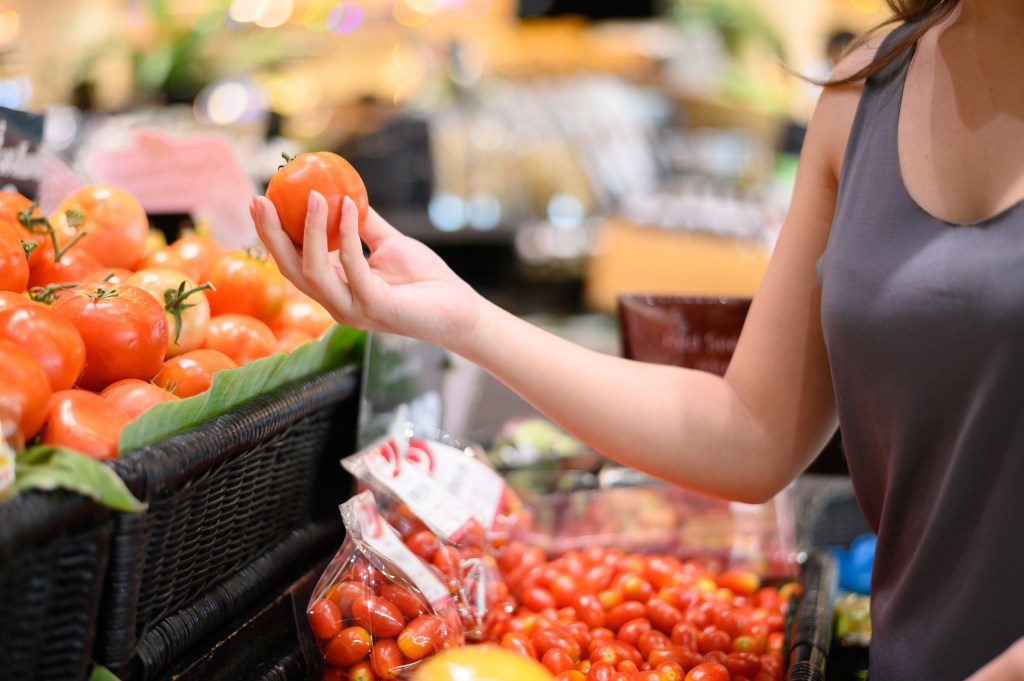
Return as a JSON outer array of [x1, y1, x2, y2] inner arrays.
[[818, 21, 1024, 680]]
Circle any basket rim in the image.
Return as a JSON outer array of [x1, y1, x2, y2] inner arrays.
[[0, 489, 108, 559]]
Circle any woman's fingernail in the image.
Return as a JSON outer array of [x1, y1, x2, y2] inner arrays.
[[308, 191, 321, 213]]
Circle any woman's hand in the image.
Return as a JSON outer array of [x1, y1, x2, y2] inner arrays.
[[251, 191, 484, 348]]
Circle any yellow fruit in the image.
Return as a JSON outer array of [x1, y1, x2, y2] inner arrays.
[[413, 645, 555, 681]]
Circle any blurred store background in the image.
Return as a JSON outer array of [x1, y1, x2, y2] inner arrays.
[[3, 0, 886, 315]]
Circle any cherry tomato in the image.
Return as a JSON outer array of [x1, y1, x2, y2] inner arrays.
[[324, 625, 373, 666], [655, 661, 685, 681], [51, 283, 168, 390], [582, 564, 615, 593], [542, 647, 576, 675], [698, 651, 729, 668], [125, 267, 211, 357], [588, 661, 617, 681], [378, 583, 428, 620], [521, 586, 558, 613], [617, 574, 655, 602], [0, 339, 51, 438], [202, 313, 278, 365], [572, 592, 606, 630], [404, 530, 440, 562], [370, 638, 405, 680], [321, 668, 345, 681], [397, 614, 445, 661], [549, 573, 579, 609], [500, 632, 538, 660], [327, 580, 373, 618], [349, 660, 377, 681], [682, 662, 729, 681], [730, 635, 766, 655], [352, 595, 405, 638], [642, 557, 680, 590], [725, 652, 761, 678], [647, 646, 691, 667], [645, 599, 684, 635], [309, 598, 344, 640], [616, 618, 653, 648], [100, 378, 179, 419], [532, 627, 581, 662], [554, 671, 586, 681], [432, 544, 462, 583], [0, 220, 28, 292], [265, 150, 369, 250], [0, 305, 86, 392], [152, 348, 236, 398], [202, 249, 287, 323], [636, 629, 671, 659], [168, 234, 223, 283], [41, 389, 132, 459], [50, 184, 149, 269], [758, 654, 782, 680], [716, 570, 760, 597], [606, 602, 647, 633]]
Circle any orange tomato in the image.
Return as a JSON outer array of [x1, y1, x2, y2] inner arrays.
[[153, 348, 237, 398], [100, 378, 180, 419], [0, 190, 49, 269], [0, 291, 41, 312], [202, 249, 287, 323], [271, 294, 336, 338], [0, 339, 52, 439], [274, 326, 315, 353], [124, 267, 211, 357], [202, 313, 279, 365], [168, 234, 223, 282], [0, 220, 29, 292], [50, 184, 150, 269], [134, 244, 187, 272], [41, 389, 132, 460], [0, 305, 86, 391]]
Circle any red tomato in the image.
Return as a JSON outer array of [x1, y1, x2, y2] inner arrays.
[[152, 348, 236, 398], [501, 632, 538, 660], [542, 647, 576, 675], [0, 339, 51, 438], [588, 661, 617, 681], [697, 627, 731, 656], [572, 592, 606, 630], [397, 614, 445, 661], [134, 245, 187, 272], [51, 283, 168, 390], [0, 220, 28, 292], [202, 314, 278, 365], [404, 530, 440, 562], [725, 652, 761, 678], [327, 581, 373, 618], [532, 627, 581, 662], [606, 602, 647, 633], [274, 325, 315, 353], [322, 668, 346, 681], [645, 599, 684, 635], [349, 660, 377, 681], [617, 574, 654, 603], [49, 184, 149, 269], [758, 654, 782, 680], [646, 646, 691, 668], [271, 294, 335, 338], [85, 266, 134, 285], [378, 583, 428, 620], [309, 598, 344, 640], [264, 151, 369, 250], [100, 378, 178, 419], [432, 545, 462, 582], [549, 574, 579, 609], [0, 192, 47, 268], [0, 291, 41, 312], [202, 250, 287, 323], [0, 305, 86, 392], [554, 671, 586, 681], [124, 267, 211, 357], [323, 626, 372, 666], [352, 595, 406, 639], [616, 618, 653, 648], [370, 638, 405, 680], [41, 389, 132, 459], [636, 629, 672, 659], [682, 663, 729, 681], [168, 234, 223, 283], [28, 242, 104, 290], [521, 586, 558, 613], [716, 570, 760, 598]]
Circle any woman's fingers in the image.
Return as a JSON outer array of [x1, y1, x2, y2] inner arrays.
[[337, 196, 375, 304], [301, 191, 333, 283], [252, 196, 302, 281], [360, 205, 403, 252]]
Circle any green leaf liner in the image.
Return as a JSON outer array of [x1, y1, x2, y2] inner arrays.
[[89, 663, 123, 681], [118, 324, 365, 454], [11, 446, 146, 512]]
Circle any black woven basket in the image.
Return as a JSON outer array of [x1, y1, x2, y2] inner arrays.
[[97, 364, 360, 680], [0, 490, 112, 681]]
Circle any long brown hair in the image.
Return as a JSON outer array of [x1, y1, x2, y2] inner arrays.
[[826, 0, 960, 86]]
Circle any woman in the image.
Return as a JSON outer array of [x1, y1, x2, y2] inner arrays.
[[252, 0, 1024, 677]]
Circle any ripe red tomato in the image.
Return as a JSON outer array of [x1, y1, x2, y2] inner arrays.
[[134, 245, 187, 272], [49, 184, 149, 269], [683, 662, 729, 681], [0, 339, 51, 439], [542, 648, 576, 675], [271, 294, 335, 338], [636, 629, 671, 659], [152, 348, 236, 398], [532, 627, 581, 663], [521, 586, 558, 613], [616, 618, 653, 648], [397, 614, 445, 661], [554, 671, 586, 681], [725, 652, 762, 678], [0, 304, 86, 391], [202, 249, 287, 323], [323, 625, 372, 666], [716, 570, 760, 598], [41, 389, 132, 459], [0, 220, 28, 292], [404, 530, 440, 562], [697, 627, 731, 655], [500, 632, 538, 660], [168, 234, 223, 282], [605, 602, 647, 633], [124, 267, 211, 357], [572, 592, 606, 630], [349, 660, 377, 681], [100, 378, 179, 419], [352, 595, 406, 639], [645, 599, 684, 635], [264, 151, 369, 251], [378, 583, 428, 620], [370, 638, 405, 680], [85, 266, 134, 285], [202, 314, 278, 366], [0, 291, 41, 312], [27, 241, 104, 290], [309, 598, 344, 640], [432, 544, 462, 582], [51, 283, 168, 390], [0, 191, 50, 270], [326, 580, 373, 619]]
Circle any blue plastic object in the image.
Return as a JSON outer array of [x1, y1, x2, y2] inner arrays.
[[828, 532, 876, 594]]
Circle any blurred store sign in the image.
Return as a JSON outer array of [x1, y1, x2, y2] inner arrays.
[[0, 106, 43, 199], [86, 128, 257, 247]]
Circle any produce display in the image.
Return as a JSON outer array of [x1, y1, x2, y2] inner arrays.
[[0, 184, 339, 462], [309, 426, 802, 681]]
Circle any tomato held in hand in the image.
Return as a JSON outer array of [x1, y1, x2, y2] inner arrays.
[[52, 283, 168, 391], [41, 389, 132, 460], [264, 151, 369, 251]]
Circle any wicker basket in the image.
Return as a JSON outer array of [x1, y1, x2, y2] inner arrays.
[[0, 491, 112, 681], [98, 364, 360, 680]]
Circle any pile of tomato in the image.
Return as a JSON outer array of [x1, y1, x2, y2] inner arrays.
[[0, 183, 336, 460], [484, 543, 798, 681]]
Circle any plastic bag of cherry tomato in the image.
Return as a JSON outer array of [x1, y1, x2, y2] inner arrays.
[[306, 491, 464, 681], [342, 428, 520, 640]]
